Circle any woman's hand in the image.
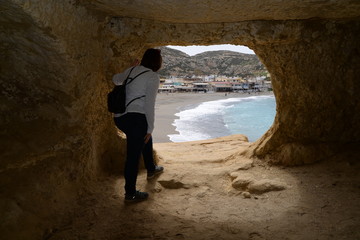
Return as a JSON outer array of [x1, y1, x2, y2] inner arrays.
[[144, 133, 152, 144]]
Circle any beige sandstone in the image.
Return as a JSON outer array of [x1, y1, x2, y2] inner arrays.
[[1, 0, 360, 239], [81, 0, 360, 23]]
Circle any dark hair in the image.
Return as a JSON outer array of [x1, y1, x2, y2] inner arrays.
[[140, 48, 162, 72]]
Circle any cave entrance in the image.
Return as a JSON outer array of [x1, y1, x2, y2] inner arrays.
[[153, 44, 275, 144]]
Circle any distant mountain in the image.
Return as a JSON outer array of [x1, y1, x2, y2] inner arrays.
[[158, 47, 267, 78]]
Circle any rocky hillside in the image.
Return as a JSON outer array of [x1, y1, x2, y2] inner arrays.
[[158, 47, 267, 78]]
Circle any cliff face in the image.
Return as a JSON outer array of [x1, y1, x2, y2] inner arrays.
[[1, 0, 360, 238]]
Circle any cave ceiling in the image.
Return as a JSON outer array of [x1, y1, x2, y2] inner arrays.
[[79, 0, 360, 23]]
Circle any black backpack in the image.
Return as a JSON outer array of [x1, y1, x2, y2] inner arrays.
[[107, 67, 150, 114]]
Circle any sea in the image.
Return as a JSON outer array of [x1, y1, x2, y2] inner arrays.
[[168, 95, 276, 142]]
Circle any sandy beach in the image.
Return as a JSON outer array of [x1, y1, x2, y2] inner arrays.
[[153, 91, 274, 143]]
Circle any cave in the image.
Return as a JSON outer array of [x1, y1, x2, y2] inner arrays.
[[1, 0, 359, 239]]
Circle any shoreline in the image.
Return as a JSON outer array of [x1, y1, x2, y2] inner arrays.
[[153, 91, 274, 143]]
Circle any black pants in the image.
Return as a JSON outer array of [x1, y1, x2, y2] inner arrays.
[[114, 113, 156, 195]]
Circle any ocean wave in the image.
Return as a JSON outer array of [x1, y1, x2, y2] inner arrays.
[[168, 95, 275, 142]]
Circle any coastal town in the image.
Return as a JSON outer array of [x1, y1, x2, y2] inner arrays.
[[158, 74, 272, 93]]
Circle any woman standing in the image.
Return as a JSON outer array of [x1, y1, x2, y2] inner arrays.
[[113, 49, 164, 202]]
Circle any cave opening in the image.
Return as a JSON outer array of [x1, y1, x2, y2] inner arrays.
[[152, 44, 275, 144]]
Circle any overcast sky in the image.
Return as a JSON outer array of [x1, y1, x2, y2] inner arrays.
[[166, 44, 255, 56]]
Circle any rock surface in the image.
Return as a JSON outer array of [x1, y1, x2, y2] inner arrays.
[[80, 0, 360, 23], [248, 179, 287, 194], [158, 179, 192, 189], [247, 20, 360, 165], [231, 172, 287, 194], [1, 0, 360, 238]]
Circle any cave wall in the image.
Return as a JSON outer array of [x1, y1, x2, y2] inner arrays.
[[1, 0, 360, 238], [250, 20, 360, 165], [0, 1, 123, 238]]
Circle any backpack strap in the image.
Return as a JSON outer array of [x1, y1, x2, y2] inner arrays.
[[126, 95, 145, 107], [123, 67, 135, 85], [124, 67, 151, 108], [126, 69, 151, 85]]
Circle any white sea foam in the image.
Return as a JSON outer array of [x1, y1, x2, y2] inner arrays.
[[168, 95, 276, 142]]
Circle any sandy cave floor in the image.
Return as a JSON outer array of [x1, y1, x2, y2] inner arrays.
[[51, 135, 360, 240]]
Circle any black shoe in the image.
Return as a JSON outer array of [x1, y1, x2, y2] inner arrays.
[[124, 191, 149, 203], [147, 166, 164, 180]]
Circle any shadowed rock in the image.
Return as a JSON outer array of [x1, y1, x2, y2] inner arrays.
[[158, 179, 192, 189]]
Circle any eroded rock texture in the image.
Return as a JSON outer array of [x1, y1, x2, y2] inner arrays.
[[250, 20, 360, 165], [0, 0, 123, 238], [1, 0, 359, 238]]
